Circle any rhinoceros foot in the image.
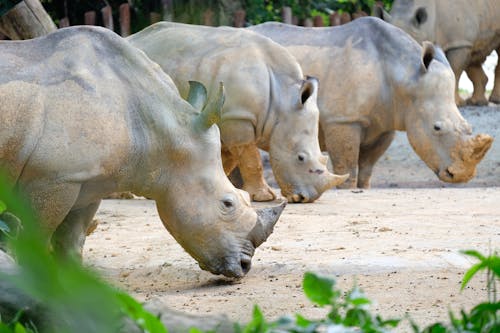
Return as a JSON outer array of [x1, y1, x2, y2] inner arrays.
[[243, 183, 278, 202], [488, 94, 500, 104], [466, 95, 489, 106]]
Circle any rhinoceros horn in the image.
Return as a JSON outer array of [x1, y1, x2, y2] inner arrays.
[[186, 80, 207, 111], [249, 200, 287, 247], [464, 134, 493, 164], [193, 82, 225, 131]]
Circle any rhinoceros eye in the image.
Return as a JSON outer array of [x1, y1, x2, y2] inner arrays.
[[434, 124, 441, 131], [221, 195, 236, 211]]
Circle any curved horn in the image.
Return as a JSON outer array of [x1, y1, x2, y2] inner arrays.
[[322, 172, 350, 191], [249, 200, 286, 247], [373, 6, 392, 22], [466, 134, 493, 163], [186, 80, 207, 111], [193, 82, 225, 131]]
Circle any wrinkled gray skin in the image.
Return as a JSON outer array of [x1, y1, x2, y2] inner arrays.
[[0, 26, 285, 278], [250, 18, 493, 189], [375, 0, 500, 106], [128, 22, 348, 203]]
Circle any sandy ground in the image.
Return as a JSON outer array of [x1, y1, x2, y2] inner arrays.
[[84, 105, 499, 331]]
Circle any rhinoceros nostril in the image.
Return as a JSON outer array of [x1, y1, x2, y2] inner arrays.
[[446, 168, 454, 179], [308, 169, 324, 175], [240, 258, 251, 274]]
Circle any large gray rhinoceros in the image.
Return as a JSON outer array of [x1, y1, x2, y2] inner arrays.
[[0, 26, 285, 278], [249, 18, 493, 189], [375, 0, 500, 106], [127, 22, 348, 203]]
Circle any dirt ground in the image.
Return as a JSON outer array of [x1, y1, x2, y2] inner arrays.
[[84, 105, 500, 331]]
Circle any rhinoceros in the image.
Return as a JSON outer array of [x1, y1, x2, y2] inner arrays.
[[0, 25, 285, 278], [127, 22, 348, 203], [375, 0, 500, 106], [249, 18, 493, 188]]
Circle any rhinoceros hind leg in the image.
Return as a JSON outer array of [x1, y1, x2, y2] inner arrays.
[[235, 144, 276, 202], [322, 123, 361, 189], [465, 64, 489, 106], [446, 48, 471, 106], [488, 48, 500, 104], [51, 201, 101, 259], [358, 131, 395, 189]]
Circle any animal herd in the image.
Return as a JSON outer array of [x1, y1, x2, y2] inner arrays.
[[0, 0, 496, 278]]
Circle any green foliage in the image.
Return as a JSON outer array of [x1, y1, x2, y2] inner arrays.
[[0, 175, 168, 333]]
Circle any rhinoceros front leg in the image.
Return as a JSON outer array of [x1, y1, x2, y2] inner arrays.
[[465, 64, 489, 106], [51, 201, 101, 258], [358, 131, 395, 188], [489, 48, 500, 104], [322, 122, 361, 189], [446, 47, 471, 106], [228, 144, 277, 202]]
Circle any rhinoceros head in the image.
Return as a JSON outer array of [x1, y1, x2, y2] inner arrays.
[[375, 0, 436, 44], [154, 82, 285, 278], [268, 76, 348, 203], [404, 43, 493, 183]]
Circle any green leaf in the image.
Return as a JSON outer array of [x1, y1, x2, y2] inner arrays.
[[243, 305, 267, 333], [116, 292, 168, 333], [0, 200, 6, 214], [461, 249, 487, 262], [303, 272, 335, 306], [13, 323, 26, 333], [461, 262, 486, 290], [295, 314, 312, 327]]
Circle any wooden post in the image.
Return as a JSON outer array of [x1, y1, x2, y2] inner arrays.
[[233, 9, 245, 27], [150, 12, 161, 24], [84, 11, 96, 25], [352, 11, 367, 20], [119, 3, 130, 36], [202, 8, 214, 26], [303, 18, 313, 27], [340, 12, 351, 25], [162, 0, 173, 21], [101, 5, 113, 30], [313, 15, 323, 27], [329, 12, 341, 26], [282, 6, 292, 24], [0, 0, 56, 39], [58, 17, 69, 28]]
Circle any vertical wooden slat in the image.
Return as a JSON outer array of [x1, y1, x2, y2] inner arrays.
[[101, 5, 113, 30], [329, 12, 341, 26], [303, 18, 313, 27], [119, 3, 130, 36], [340, 12, 351, 25], [202, 8, 214, 26], [84, 11, 96, 25], [58, 16, 69, 27], [313, 15, 323, 27], [352, 11, 367, 20], [233, 9, 245, 27], [282, 6, 292, 24], [150, 12, 161, 24]]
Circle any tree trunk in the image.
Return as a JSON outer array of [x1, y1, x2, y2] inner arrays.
[[0, 0, 56, 39]]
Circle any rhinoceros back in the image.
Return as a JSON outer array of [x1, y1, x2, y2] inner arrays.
[[0, 26, 187, 188]]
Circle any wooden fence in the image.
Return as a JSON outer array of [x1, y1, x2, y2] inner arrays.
[[56, 5, 370, 37]]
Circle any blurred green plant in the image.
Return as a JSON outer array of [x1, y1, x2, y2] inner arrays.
[[0, 175, 167, 333]]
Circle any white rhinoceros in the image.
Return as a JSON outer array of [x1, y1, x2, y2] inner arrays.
[[0, 26, 285, 278], [127, 22, 348, 203], [249, 18, 493, 189], [375, 0, 500, 106]]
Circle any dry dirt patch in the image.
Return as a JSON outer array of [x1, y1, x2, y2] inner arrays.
[[84, 187, 500, 330]]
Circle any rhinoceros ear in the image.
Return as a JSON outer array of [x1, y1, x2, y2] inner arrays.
[[193, 82, 225, 131], [373, 5, 391, 22], [421, 41, 435, 72], [186, 81, 207, 111], [300, 76, 318, 105]]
